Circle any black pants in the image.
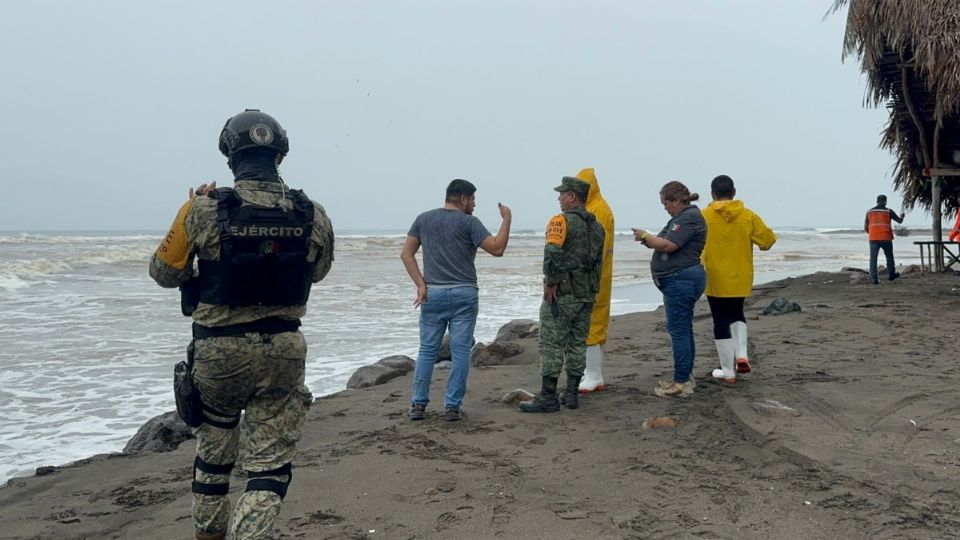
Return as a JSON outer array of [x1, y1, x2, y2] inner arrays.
[[706, 296, 745, 339]]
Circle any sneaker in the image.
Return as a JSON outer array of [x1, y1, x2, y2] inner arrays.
[[444, 407, 463, 421], [736, 359, 752, 374], [889, 272, 901, 281], [408, 403, 426, 421], [654, 380, 695, 397], [657, 377, 696, 389]]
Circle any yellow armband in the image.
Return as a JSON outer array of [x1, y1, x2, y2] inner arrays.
[[546, 214, 566, 247]]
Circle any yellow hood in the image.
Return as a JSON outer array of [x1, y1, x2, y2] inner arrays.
[[707, 199, 745, 223], [575, 167, 602, 205]]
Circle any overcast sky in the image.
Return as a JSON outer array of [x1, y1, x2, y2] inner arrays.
[[0, 0, 937, 232]]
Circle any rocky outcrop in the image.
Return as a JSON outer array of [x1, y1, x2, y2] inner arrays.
[[762, 298, 801, 316], [437, 334, 476, 362], [344, 320, 537, 382], [123, 411, 194, 454], [346, 355, 415, 389], [494, 319, 539, 342], [471, 341, 526, 367], [470, 319, 539, 367], [849, 272, 871, 285]]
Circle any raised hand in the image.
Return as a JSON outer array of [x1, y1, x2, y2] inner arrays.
[[189, 181, 217, 199]]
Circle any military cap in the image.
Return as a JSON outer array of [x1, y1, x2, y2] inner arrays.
[[553, 176, 590, 199]]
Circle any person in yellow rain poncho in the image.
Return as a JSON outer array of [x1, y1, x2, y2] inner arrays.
[[701, 175, 776, 384], [573, 168, 615, 393]]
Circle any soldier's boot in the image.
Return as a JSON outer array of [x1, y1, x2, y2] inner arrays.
[[559, 374, 581, 409], [196, 531, 227, 540], [519, 376, 561, 413]]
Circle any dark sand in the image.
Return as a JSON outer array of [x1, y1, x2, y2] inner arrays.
[[2, 271, 959, 539]]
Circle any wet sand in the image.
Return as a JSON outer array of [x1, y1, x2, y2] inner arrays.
[[1, 270, 959, 539]]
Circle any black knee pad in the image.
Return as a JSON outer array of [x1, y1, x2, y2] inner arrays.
[[245, 463, 293, 500], [191, 456, 235, 496], [201, 403, 241, 430]]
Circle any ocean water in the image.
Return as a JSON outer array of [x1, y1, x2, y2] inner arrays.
[[0, 227, 920, 482]]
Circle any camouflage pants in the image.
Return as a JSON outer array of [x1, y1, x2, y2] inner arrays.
[[538, 301, 594, 378], [190, 331, 313, 540]]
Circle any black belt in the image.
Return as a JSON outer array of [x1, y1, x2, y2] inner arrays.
[[192, 317, 301, 339]]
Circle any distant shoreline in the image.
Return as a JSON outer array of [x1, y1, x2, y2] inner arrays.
[[0, 226, 948, 236]]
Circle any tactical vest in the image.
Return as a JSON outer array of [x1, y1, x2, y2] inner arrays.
[[196, 187, 316, 307], [561, 207, 605, 298]]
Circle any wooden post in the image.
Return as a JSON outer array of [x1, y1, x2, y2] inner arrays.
[[932, 176, 943, 272], [900, 64, 941, 271]]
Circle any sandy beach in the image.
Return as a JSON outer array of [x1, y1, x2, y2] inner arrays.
[[1, 269, 959, 539]]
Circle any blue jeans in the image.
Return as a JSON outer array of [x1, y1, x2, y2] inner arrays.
[[411, 286, 479, 409], [869, 240, 896, 283], [656, 264, 706, 383]]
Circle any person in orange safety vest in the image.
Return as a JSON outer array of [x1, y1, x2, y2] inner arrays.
[[864, 194, 905, 284], [949, 212, 960, 242]]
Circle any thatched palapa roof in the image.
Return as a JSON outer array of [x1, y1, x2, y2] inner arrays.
[[834, 0, 960, 216]]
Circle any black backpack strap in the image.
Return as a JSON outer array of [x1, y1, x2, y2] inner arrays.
[[288, 189, 315, 224], [209, 187, 239, 242]]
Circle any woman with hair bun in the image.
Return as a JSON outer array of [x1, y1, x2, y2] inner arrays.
[[632, 181, 707, 397]]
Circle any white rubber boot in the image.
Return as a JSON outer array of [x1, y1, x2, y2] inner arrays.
[[711, 338, 736, 384], [578, 345, 605, 393], [731, 321, 751, 373]]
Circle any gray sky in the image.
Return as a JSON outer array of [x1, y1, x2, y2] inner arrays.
[[0, 0, 935, 232]]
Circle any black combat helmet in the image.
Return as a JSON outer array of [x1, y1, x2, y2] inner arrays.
[[218, 109, 289, 163]]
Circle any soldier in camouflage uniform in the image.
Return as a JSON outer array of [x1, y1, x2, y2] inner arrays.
[[520, 177, 604, 413], [149, 110, 334, 540]]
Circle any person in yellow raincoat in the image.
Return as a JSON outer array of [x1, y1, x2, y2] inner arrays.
[[701, 175, 776, 383], [573, 168, 615, 393]]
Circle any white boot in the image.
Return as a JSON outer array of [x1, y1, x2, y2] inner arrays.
[[731, 321, 751, 373], [711, 338, 736, 384], [579, 345, 605, 393]]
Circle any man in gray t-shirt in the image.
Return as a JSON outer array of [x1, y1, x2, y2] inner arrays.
[[400, 179, 512, 421], [408, 208, 490, 287]]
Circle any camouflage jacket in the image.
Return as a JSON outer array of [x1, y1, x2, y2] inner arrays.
[[543, 206, 604, 303], [149, 180, 334, 326]]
